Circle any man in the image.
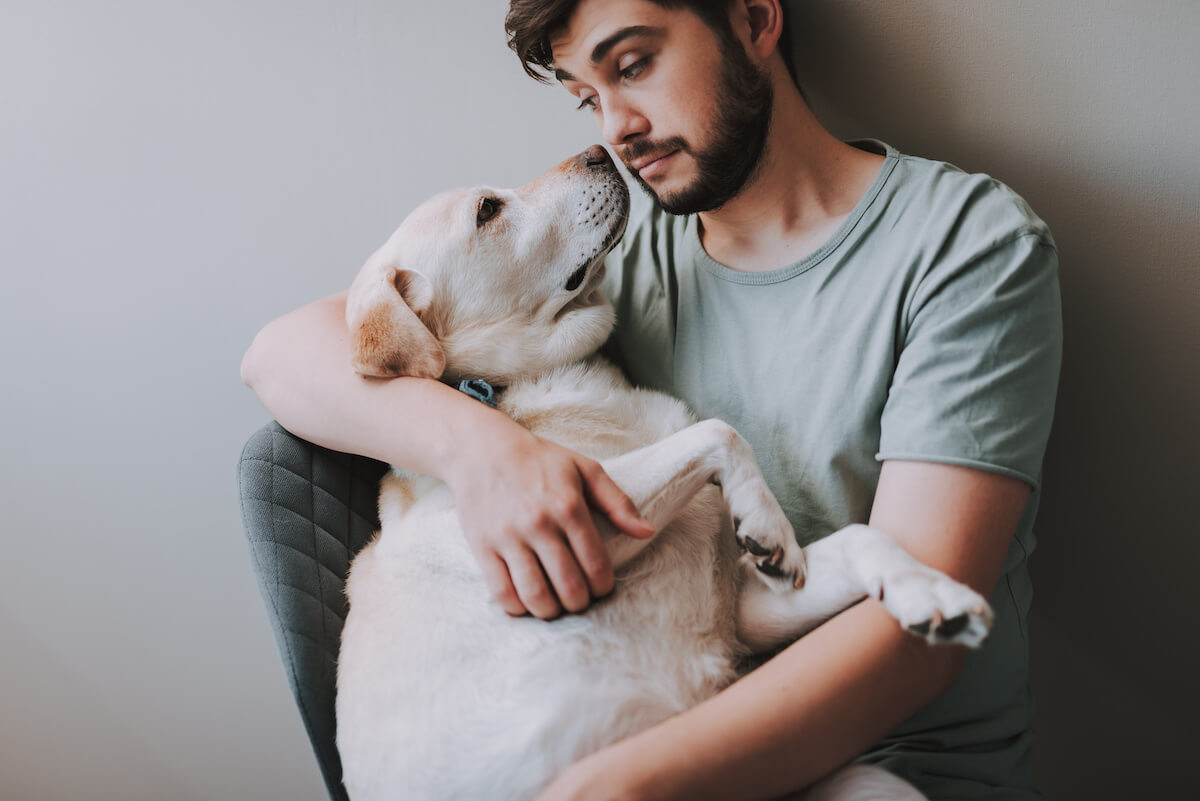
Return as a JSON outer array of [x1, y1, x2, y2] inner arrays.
[[241, 1, 1061, 798]]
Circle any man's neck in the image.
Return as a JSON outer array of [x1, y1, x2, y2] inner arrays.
[[695, 85, 885, 274]]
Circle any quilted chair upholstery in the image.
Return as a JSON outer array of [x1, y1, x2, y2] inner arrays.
[[238, 421, 389, 801]]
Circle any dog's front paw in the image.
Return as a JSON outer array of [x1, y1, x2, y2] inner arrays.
[[733, 504, 806, 591], [706, 419, 805, 592], [878, 569, 994, 647]]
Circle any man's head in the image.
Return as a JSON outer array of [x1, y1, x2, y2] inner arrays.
[[506, 0, 799, 214]]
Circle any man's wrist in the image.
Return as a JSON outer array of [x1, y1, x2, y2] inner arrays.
[[432, 398, 526, 489]]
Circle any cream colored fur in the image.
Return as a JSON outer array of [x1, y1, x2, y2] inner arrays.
[[335, 148, 992, 801]]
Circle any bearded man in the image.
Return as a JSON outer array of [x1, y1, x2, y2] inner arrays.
[[242, 1, 1061, 799]]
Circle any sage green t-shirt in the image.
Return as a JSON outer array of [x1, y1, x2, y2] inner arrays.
[[601, 140, 1061, 800]]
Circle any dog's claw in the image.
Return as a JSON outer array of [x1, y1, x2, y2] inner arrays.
[[740, 535, 773, 557], [730, 492, 806, 592], [746, 542, 805, 589], [897, 590, 991, 647], [907, 620, 932, 636], [936, 614, 969, 639], [755, 557, 786, 579]]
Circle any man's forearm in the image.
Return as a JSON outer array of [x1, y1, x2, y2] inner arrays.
[[241, 291, 507, 478], [577, 461, 1026, 801], [601, 599, 963, 801]]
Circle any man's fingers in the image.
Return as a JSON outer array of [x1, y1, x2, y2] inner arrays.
[[579, 462, 655, 539], [477, 548, 527, 617], [558, 499, 615, 598], [503, 546, 562, 620], [532, 534, 593, 614]]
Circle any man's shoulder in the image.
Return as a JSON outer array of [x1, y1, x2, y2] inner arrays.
[[884, 146, 1055, 250], [876, 150, 1060, 327]]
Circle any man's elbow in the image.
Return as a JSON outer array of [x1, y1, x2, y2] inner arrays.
[[240, 337, 259, 389], [240, 327, 268, 389], [241, 320, 284, 394]]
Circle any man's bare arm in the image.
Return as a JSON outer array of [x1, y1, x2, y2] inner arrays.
[[241, 291, 511, 475], [241, 292, 652, 618], [535, 460, 1029, 801]]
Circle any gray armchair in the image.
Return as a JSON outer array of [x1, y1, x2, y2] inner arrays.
[[237, 421, 388, 801]]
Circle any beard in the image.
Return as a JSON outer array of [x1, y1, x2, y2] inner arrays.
[[622, 38, 774, 215]]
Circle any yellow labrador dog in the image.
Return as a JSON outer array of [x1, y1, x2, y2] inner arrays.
[[335, 146, 992, 801]]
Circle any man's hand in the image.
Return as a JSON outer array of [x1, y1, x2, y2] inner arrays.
[[241, 290, 653, 618], [446, 422, 654, 619]]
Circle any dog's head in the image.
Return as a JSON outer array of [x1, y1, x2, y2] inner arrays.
[[346, 146, 629, 384]]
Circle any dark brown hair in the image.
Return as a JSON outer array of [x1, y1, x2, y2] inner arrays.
[[504, 0, 802, 92]]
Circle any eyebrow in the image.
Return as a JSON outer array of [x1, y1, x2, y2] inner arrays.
[[554, 25, 666, 83]]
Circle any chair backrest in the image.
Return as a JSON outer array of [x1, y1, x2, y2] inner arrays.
[[237, 422, 388, 801]]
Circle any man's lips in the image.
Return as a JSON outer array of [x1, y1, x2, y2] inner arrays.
[[628, 150, 678, 178]]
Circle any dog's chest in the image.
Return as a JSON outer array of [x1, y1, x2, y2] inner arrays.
[[338, 361, 740, 801], [497, 359, 695, 459]]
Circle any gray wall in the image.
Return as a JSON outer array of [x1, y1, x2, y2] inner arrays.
[[1, 2, 1194, 800]]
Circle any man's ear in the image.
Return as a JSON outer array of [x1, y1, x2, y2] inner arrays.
[[345, 264, 446, 379], [738, 0, 784, 61]]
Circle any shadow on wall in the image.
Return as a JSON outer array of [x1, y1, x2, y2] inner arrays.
[[786, 1, 1200, 798]]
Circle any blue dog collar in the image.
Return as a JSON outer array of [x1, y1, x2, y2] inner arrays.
[[458, 379, 498, 408]]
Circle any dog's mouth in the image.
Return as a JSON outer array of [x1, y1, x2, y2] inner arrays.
[[564, 197, 628, 291], [565, 262, 590, 293], [552, 174, 629, 321], [554, 259, 608, 321], [556, 213, 626, 319]]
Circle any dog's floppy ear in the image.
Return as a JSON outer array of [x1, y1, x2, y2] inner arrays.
[[346, 264, 445, 379]]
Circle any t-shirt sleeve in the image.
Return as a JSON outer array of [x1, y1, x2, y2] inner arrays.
[[876, 230, 1063, 488]]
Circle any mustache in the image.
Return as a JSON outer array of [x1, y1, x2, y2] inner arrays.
[[620, 136, 689, 168]]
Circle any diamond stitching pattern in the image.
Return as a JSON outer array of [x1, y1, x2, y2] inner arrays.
[[238, 422, 387, 801]]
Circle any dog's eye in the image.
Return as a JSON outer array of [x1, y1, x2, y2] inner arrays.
[[476, 197, 502, 226]]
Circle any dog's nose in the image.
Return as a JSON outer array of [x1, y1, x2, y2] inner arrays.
[[582, 145, 611, 168]]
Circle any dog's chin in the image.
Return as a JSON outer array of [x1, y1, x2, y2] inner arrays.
[[577, 283, 606, 309], [554, 290, 616, 358]]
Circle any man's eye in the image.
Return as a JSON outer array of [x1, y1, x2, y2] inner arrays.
[[576, 95, 599, 112], [477, 197, 502, 226], [620, 56, 650, 80]]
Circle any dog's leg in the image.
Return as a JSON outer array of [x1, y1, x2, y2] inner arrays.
[[597, 419, 804, 581], [736, 523, 993, 653], [377, 468, 444, 531]]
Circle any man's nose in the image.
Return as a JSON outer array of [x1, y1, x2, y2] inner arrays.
[[600, 95, 648, 146]]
